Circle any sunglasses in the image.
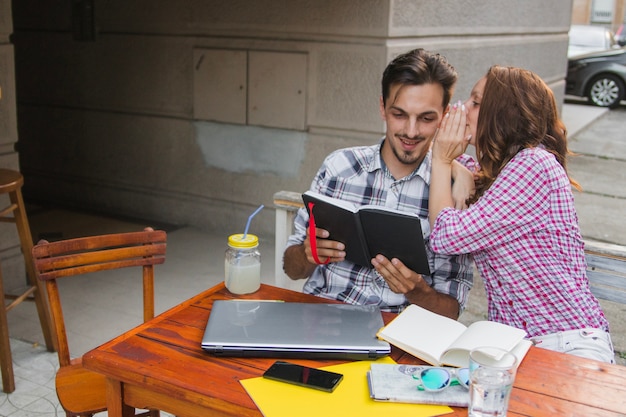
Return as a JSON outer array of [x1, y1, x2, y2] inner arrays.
[[412, 367, 470, 392]]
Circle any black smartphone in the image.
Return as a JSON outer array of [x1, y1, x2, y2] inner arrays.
[[262, 361, 343, 392]]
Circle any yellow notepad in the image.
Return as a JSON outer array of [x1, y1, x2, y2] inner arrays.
[[240, 357, 452, 417]]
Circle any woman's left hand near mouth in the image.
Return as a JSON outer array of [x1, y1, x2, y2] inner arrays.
[[433, 102, 469, 164]]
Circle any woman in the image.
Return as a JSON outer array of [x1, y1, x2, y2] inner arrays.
[[429, 65, 615, 363]]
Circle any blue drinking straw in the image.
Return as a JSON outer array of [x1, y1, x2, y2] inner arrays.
[[243, 204, 264, 239], [228, 204, 265, 290]]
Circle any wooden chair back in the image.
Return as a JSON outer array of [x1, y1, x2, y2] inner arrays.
[[273, 190, 305, 291], [32, 227, 166, 417], [584, 240, 626, 305]]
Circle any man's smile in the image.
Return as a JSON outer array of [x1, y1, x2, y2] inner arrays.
[[398, 135, 425, 147]]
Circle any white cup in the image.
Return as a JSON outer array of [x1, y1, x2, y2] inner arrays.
[[468, 347, 517, 417]]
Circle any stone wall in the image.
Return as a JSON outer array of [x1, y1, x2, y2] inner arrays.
[[0, 0, 27, 292]]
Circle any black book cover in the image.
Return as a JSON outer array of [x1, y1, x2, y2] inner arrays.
[[302, 192, 371, 267], [302, 191, 431, 275]]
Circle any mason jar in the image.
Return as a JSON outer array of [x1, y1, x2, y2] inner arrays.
[[224, 233, 261, 294]]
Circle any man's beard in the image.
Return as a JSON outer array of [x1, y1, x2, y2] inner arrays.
[[391, 135, 429, 165]]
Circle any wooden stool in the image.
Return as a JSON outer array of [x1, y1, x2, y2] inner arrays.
[[0, 168, 56, 393]]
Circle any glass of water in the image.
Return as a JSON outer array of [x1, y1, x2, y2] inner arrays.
[[468, 347, 518, 417]]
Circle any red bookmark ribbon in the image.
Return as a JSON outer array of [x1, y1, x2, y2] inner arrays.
[[308, 202, 330, 265]]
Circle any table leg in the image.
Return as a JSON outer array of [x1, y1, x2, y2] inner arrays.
[[106, 377, 135, 417]]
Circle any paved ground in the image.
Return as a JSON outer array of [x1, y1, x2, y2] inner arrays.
[[459, 101, 626, 365], [568, 104, 626, 366], [568, 107, 626, 245]]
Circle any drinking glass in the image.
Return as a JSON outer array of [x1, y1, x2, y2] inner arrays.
[[468, 346, 517, 417]]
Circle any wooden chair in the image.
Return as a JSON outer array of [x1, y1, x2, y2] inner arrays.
[[0, 169, 57, 393], [273, 190, 305, 291], [32, 227, 166, 417], [584, 240, 626, 305]]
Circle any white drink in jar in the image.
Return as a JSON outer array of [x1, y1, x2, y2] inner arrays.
[[224, 233, 261, 294], [225, 260, 261, 294]]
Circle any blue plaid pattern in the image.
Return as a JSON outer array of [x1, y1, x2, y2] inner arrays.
[[287, 140, 474, 313]]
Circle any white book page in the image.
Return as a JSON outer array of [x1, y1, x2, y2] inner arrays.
[[377, 304, 468, 365], [510, 339, 533, 366], [303, 191, 358, 213], [441, 321, 527, 366], [305, 191, 419, 218], [442, 339, 533, 368], [359, 204, 419, 218]]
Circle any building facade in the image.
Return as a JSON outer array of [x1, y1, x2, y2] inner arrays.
[[2, 0, 573, 286], [572, 0, 626, 29]]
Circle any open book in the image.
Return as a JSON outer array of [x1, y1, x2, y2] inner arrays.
[[376, 304, 532, 368], [302, 191, 431, 275]]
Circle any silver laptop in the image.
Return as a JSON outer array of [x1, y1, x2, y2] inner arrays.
[[201, 300, 390, 360]]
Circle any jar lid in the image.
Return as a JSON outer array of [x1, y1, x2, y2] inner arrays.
[[228, 233, 259, 248]]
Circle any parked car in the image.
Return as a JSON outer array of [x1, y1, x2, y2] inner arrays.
[[568, 25, 618, 58], [566, 48, 626, 108]]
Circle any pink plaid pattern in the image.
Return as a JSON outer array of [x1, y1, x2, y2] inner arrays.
[[431, 147, 609, 337]]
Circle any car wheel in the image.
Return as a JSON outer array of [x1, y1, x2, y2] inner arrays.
[[586, 74, 625, 108]]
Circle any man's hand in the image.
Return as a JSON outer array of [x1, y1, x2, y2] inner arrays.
[[282, 227, 345, 280], [303, 227, 346, 265], [370, 255, 460, 319], [371, 254, 424, 294]]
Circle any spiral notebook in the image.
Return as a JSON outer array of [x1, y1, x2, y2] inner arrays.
[[201, 300, 391, 360]]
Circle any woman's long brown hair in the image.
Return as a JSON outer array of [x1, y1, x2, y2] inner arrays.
[[469, 65, 580, 205]]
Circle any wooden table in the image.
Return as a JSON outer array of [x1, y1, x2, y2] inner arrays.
[[83, 283, 626, 417]]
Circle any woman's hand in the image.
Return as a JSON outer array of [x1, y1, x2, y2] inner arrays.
[[432, 102, 470, 164], [429, 102, 471, 229]]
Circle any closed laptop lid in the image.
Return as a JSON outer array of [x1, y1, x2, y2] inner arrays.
[[201, 300, 390, 360]]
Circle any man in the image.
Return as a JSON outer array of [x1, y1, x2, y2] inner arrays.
[[282, 49, 474, 319]]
